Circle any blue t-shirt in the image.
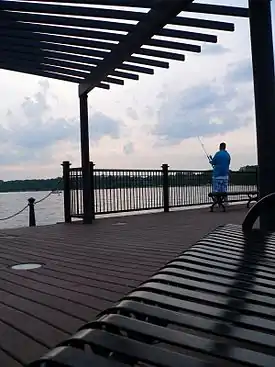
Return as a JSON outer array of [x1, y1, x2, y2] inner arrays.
[[211, 150, 231, 177]]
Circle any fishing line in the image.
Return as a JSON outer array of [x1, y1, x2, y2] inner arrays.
[[185, 120, 213, 166], [197, 136, 213, 166]]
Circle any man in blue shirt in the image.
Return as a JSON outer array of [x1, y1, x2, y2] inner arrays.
[[209, 142, 231, 193]]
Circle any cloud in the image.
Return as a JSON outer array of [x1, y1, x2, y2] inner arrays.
[[126, 107, 139, 121], [89, 112, 122, 141], [202, 44, 230, 56], [226, 58, 253, 84], [0, 80, 123, 166], [153, 58, 254, 145], [153, 83, 240, 144], [123, 142, 135, 155]]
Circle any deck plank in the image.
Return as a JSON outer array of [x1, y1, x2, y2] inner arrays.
[[0, 350, 22, 367], [0, 207, 247, 366]]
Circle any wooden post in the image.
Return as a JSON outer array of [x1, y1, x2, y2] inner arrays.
[[79, 93, 93, 224], [28, 197, 36, 227], [249, 0, 275, 230], [90, 161, 95, 219], [62, 161, 71, 223], [162, 164, 169, 212]]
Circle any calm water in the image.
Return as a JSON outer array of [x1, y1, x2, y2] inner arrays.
[[0, 191, 64, 229], [0, 185, 257, 229]]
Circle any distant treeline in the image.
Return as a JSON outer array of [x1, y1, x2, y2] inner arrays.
[[0, 178, 63, 193], [0, 166, 258, 193]]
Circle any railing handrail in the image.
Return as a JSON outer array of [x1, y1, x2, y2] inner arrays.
[[64, 161, 258, 223], [69, 166, 258, 174]]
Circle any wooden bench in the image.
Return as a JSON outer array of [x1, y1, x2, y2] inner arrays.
[[208, 190, 258, 212], [29, 197, 275, 367]]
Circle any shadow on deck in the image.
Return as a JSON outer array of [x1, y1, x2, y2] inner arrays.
[[0, 205, 248, 366]]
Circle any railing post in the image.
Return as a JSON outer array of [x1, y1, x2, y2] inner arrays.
[[62, 161, 71, 223], [90, 161, 95, 219], [28, 197, 36, 227], [162, 163, 169, 212]]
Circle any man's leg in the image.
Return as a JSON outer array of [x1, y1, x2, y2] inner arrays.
[[214, 179, 225, 210], [210, 177, 219, 211], [222, 178, 229, 206], [212, 177, 219, 192]]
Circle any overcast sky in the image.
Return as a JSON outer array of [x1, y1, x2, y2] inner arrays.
[[0, 0, 274, 180]]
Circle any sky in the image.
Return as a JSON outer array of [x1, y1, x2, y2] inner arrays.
[[0, 0, 274, 180]]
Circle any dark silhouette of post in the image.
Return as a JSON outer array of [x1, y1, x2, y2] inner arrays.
[[90, 161, 95, 219], [62, 161, 71, 223], [79, 93, 93, 224], [28, 197, 36, 227], [249, 0, 275, 230], [162, 164, 169, 212]]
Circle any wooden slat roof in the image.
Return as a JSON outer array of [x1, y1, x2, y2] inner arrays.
[[0, 0, 248, 95]]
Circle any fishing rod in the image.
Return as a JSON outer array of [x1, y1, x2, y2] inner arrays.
[[197, 136, 213, 165], [187, 120, 213, 165]]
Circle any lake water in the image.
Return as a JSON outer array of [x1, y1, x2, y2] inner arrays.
[[0, 191, 64, 229], [0, 185, 257, 230]]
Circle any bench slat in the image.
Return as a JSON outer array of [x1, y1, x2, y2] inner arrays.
[[28, 345, 127, 367], [29, 224, 275, 367], [99, 299, 275, 342], [62, 328, 203, 367], [159, 266, 275, 298]]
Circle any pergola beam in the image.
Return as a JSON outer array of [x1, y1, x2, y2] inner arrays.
[[0, 52, 124, 86], [170, 16, 234, 31], [0, 11, 134, 33], [0, 18, 218, 45], [0, 33, 190, 62], [0, 50, 140, 81], [0, 42, 154, 77], [0, 29, 201, 55], [185, 3, 249, 17], [0, 9, 235, 34], [79, 0, 196, 95], [0, 1, 146, 21], [0, 19, 125, 43], [0, 35, 170, 69], [21, 0, 249, 18], [0, 60, 111, 89]]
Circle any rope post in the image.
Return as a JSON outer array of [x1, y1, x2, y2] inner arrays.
[[28, 197, 36, 227], [90, 161, 95, 220], [162, 163, 169, 212], [62, 161, 71, 223]]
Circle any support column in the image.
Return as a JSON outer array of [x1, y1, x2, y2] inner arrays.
[[79, 93, 93, 224], [249, 0, 275, 230]]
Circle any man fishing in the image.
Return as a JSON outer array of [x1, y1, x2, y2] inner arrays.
[[209, 142, 231, 194]]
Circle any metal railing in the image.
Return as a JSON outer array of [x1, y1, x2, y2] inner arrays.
[[63, 162, 258, 221], [169, 170, 258, 207], [93, 169, 164, 214]]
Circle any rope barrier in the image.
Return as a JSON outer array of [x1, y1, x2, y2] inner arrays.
[[34, 178, 63, 205], [0, 205, 29, 221], [0, 178, 63, 222]]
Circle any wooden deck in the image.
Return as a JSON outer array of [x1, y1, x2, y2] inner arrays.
[[0, 206, 248, 366]]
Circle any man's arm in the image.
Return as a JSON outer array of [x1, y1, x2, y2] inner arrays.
[[211, 153, 218, 166]]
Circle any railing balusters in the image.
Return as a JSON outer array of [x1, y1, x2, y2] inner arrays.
[[63, 162, 258, 220]]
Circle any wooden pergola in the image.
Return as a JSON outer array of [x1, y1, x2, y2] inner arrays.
[[0, 0, 274, 228]]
